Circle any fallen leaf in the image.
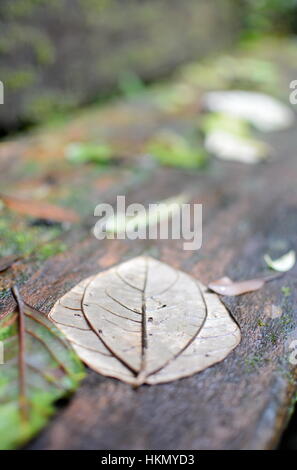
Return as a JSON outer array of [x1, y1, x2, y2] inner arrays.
[[49, 257, 241, 385], [203, 91, 295, 131], [148, 130, 207, 168], [65, 142, 113, 164], [102, 193, 190, 237], [201, 113, 250, 137], [204, 130, 269, 164], [201, 112, 270, 164], [0, 287, 85, 450], [0, 193, 80, 223], [264, 250, 296, 272], [208, 273, 282, 296]]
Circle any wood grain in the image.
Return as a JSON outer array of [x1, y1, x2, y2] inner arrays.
[[0, 72, 297, 449], [0, 134, 293, 449]]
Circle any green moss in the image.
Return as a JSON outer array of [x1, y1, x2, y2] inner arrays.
[[280, 314, 292, 326], [65, 142, 113, 165], [118, 71, 146, 98], [0, 38, 15, 54], [0, 210, 67, 262], [3, 69, 37, 91], [35, 241, 67, 261], [0, 219, 38, 257], [0, 25, 54, 66], [0, 314, 17, 341], [80, 0, 112, 16], [0, 289, 11, 302], [181, 55, 280, 95], [281, 286, 292, 297], [26, 92, 76, 121], [244, 354, 264, 372], [2, 0, 48, 18], [149, 82, 196, 113], [269, 333, 278, 345], [0, 212, 63, 258], [21, 160, 43, 177], [34, 38, 55, 66]]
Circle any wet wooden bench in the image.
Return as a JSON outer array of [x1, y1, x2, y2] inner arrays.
[[0, 84, 297, 450]]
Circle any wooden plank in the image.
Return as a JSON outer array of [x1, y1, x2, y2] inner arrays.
[[1, 43, 297, 449], [0, 131, 295, 449]]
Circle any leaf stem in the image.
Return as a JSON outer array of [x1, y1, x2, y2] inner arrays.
[[11, 285, 28, 422], [135, 257, 149, 386]]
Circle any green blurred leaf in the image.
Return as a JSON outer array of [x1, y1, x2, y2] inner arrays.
[[201, 113, 250, 138], [0, 301, 85, 450], [118, 71, 145, 97], [65, 142, 113, 164], [148, 131, 207, 169]]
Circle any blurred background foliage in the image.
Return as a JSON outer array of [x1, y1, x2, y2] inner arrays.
[[0, 0, 296, 134], [243, 0, 297, 36], [0, 0, 240, 132]]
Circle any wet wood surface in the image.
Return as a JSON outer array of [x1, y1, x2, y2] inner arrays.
[[0, 50, 297, 448]]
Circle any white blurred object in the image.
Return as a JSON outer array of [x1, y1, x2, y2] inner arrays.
[[205, 130, 269, 164], [264, 250, 296, 272], [203, 91, 295, 131]]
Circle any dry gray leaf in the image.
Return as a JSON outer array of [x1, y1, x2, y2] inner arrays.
[[49, 257, 241, 385]]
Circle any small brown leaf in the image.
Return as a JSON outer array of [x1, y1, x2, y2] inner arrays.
[[49, 257, 241, 385], [208, 273, 282, 296], [0, 193, 79, 223]]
